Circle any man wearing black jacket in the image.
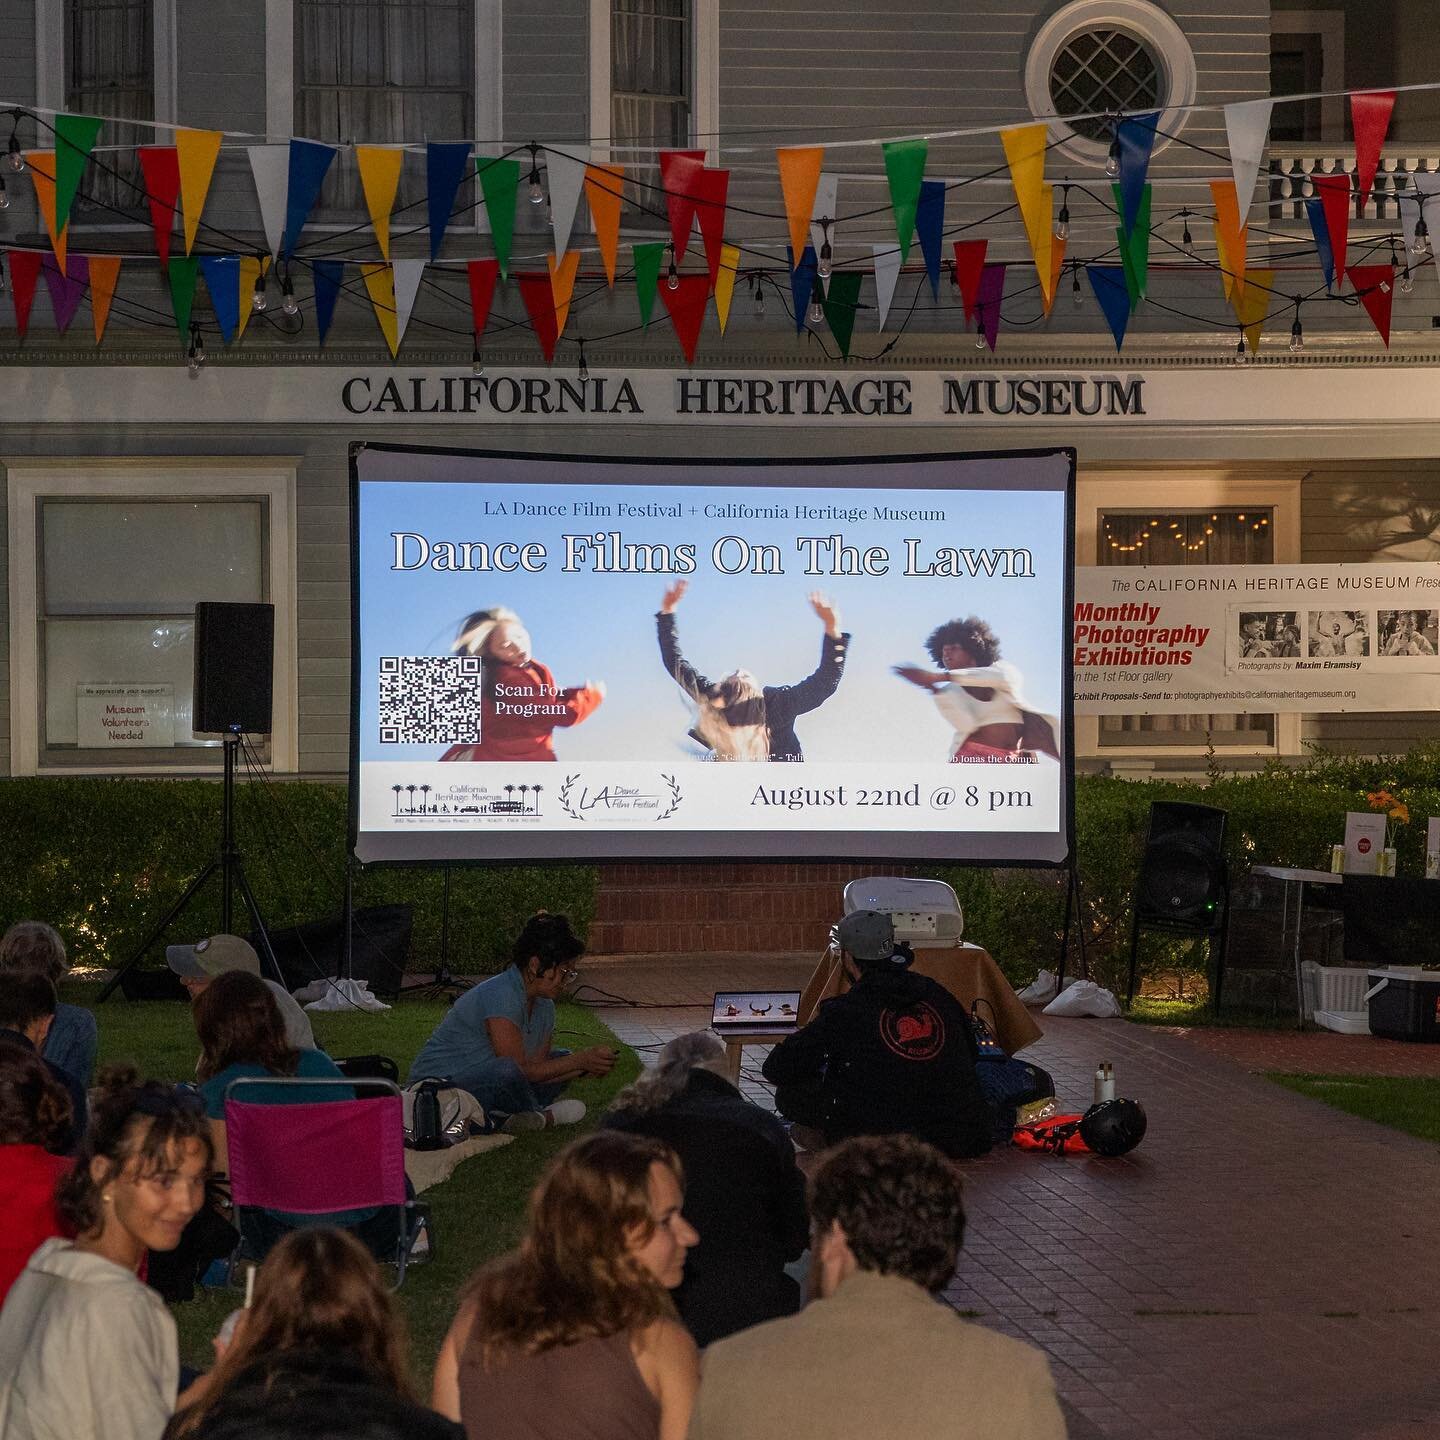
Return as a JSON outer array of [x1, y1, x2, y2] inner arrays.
[[762, 911, 993, 1159]]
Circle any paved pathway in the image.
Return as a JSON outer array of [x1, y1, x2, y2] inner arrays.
[[585, 954, 1440, 1440]]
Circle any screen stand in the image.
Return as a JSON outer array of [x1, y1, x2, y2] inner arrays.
[[1054, 861, 1088, 993], [399, 864, 466, 1000]]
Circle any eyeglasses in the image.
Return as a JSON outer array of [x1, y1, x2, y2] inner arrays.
[[560, 967, 581, 985]]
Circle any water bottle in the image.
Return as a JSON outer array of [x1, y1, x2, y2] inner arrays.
[[1093, 1062, 1115, 1105], [410, 1079, 446, 1151]]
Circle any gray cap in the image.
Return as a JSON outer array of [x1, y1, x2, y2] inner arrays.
[[836, 909, 896, 963], [166, 934, 261, 980]]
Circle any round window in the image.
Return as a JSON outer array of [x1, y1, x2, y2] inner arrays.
[[1025, 0, 1197, 166]]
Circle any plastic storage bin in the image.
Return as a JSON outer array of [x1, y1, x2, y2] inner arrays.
[[1366, 968, 1440, 1043], [1300, 964, 1372, 1022]]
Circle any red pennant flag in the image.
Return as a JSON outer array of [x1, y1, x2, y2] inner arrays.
[[8, 250, 42, 338], [1351, 91, 1396, 208], [660, 273, 709, 363], [467, 258, 499, 341], [515, 270, 560, 362], [659, 149, 705, 261], [1312, 173, 1350, 285], [692, 168, 729, 287], [1348, 263, 1395, 346], [137, 146, 181, 266], [951, 239, 988, 324]]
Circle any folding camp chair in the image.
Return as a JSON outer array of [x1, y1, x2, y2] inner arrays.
[[224, 1076, 431, 1287]]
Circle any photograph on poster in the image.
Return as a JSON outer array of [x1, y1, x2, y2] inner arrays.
[[1378, 609, 1439, 657], [1308, 610, 1370, 658], [351, 446, 1074, 865], [1237, 612, 1302, 659]]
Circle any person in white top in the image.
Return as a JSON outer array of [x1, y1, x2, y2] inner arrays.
[[893, 616, 1059, 763], [1383, 610, 1436, 657], [0, 1067, 212, 1440]]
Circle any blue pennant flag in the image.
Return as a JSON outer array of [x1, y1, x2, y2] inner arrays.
[[1305, 196, 1336, 290], [282, 139, 337, 258], [916, 179, 946, 299], [427, 142, 473, 261], [1116, 112, 1159, 234], [1087, 266, 1132, 351], [199, 255, 240, 344], [312, 259, 345, 344], [788, 244, 817, 333]]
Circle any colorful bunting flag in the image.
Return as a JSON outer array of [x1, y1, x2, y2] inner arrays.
[[1348, 263, 1395, 346], [25, 153, 65, 268], [1114, 182, 1151, 306], [477, 157, 520, 279], [788, 245, 818, 333], [1312, 172, 1350, 285], [467, 258, 500, 341], [659, 150, 705, 261], [199, 255, 240, 343], [1351, 91, 1396, 208], [1305, 197, 1336, 290], [693, 168, 730, 287], [1000, 124, 1052, 302], [952, 239, 988, 324], [633, 241, 664, 325], [41, 254, 88, 332], [176, 129, 223, 255], [138, 147, 180, 265], [516, 271, 561, 362], [777, 147, 824, 269], [355, 146, 404, 260], [1233, 268, 1274, 353], [1224, 99, 1274, 224], [167, 256, 199, 338], [311, 259, 345, 344], [392, 260, 426, 352], [52, 114, 102, 233], [88, 255, 121, 343], [546, 147, 588, 263], [425, 142, 472, 261], [584, 164, 625, 285], [660, 273, 709, 364], [246, 145, 289, 259], [360, 263, 400, 357], [548, 250, 580, 337], [808, 173, 839, 294], [915, 180, 945, 299], [821, 271, 863, 359], [235, 256, 264, 341], [1042, 236, 1067, 318], [1210, 178, 1248, 301], [714, 243, 741, 333], [9, 250, 42, 339], [872, 244, 901, 330], [1115, 112, 1158, 233], [283, 139, 337, 258], [1088, 266, 1132, 351], [975, 264, 1006, 352], [882, 139, 927, 264]]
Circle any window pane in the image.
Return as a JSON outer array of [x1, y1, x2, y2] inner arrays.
[[612, 0, 690, 222], [43, 501, 263, 615]]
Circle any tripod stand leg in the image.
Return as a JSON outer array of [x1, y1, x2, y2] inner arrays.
[[96, 859, 221, 1002], [231, 859, 284, 986]]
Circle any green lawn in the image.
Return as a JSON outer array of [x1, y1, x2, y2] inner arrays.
[[1268, 1073, 1440, 1146], [76, 985, 639, 1381]]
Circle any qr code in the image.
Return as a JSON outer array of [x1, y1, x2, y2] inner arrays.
[[378, 656, 482, 744]]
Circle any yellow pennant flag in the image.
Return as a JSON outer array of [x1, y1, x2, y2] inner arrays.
[[1000, 124, 1052, 301], [1042, 233, 1067, 317], [24, 152, 65, 268], [1210, 179, 1247, 303], [714, 243, 741, 333], [584, 163, 625, 286], [776, 147, 824, 268], [361, 261, 399, 357], [235, 255, 267, 340], [88, 255, 121, 342], [1233, 267, 1274, 353], [356, 146, 405, 260], [548, 250, 581, 336], [176, 128, 223, 255]]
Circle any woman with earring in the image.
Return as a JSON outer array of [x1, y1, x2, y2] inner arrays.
[[0, 1067, 212, 1440]]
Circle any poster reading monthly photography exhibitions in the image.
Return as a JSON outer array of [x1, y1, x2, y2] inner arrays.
[[351, 445, 1074, 864], [1074, 563, 1440, 714]]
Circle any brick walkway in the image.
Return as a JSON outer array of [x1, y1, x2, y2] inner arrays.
[[585, 954, 1440, 1440], [1160, 1023, 1440, 1077]]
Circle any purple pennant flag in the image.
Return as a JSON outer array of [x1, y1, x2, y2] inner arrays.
[[975, 262, 1006, 352], [41, 254, 89, 333]]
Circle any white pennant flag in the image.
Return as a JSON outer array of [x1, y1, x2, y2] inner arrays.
[[546, 146, 589, 262], [392, 259, 427, 350], [1400, 171, 1440, 283], [247, 145, 289, 258], [809, 173, 839, 296], [1225, 99, 1274, 226], [872, 243, 901, 330]]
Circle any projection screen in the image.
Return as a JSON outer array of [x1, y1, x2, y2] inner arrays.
[[350, 444, 1075, 865]]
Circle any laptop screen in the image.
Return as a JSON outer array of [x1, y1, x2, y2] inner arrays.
[[712, 991, 801, 1029]]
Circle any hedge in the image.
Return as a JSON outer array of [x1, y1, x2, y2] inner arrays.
[[3, 747, 1436, 994]]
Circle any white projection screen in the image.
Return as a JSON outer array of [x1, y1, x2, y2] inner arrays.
[[350, 444, 1075, 865]]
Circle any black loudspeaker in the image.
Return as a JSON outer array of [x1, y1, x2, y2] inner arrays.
[[193, 602, 274, 734], [1134, 801, 1228, 931]]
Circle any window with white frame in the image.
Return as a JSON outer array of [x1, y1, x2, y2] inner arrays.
[[611, 0, 690, 221], [7, 464, 297, 775]]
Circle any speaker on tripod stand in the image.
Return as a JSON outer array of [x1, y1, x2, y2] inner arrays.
[[1126, 801, 1230, 1008]]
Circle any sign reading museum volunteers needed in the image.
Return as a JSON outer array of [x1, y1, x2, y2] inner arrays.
[[351, 445, 1074, 865], [1074, 564, 1440, 714]]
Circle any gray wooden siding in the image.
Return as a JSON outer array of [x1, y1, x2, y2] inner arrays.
[[503, 0, 589, 146]]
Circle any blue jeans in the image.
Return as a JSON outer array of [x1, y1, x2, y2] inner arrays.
[[448, 1049, 572, 1117]]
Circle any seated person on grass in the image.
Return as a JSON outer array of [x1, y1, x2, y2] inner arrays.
[[0, 971, 87, 1155], [168, 934, 316, 1054], [408, 913, 615, 1134], [0, 920, 98, 1087]]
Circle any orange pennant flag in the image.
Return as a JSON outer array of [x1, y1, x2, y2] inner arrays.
[[176, 128, 223, 255], [1042, 233, 1067, 317], [235, 255, 266, 340], [548, 250, 581, 336], [88, 255, 121, 342], [1000, 125, 1053, 302], [1210, 179, 1247, 303], [584, 163, 625, 286], [1233, 267, 1274, 353], [714, 243, 741, 333], [356, 146, 404, 260], [360, 261, 400, 357], [24, 152, 66, 269], [776, 147, 824, 270]]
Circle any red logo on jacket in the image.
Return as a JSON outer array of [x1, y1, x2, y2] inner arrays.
[[879, 1002, 946, 1061]]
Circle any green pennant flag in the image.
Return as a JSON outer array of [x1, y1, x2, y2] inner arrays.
[[53, 113, 103, 231], [168, 256, 199, 337], [477, 157, 520, 279], [882, 138, 927, 264], [1112, 181, 1151, 307], [633, 241, 665, 325], [821, 272, 864, 360]]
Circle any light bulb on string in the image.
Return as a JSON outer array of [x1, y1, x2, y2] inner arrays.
[[251, 265, 268, 313], [666, 247, 679, 291], [5, 130, 24, 174], [1401, 260, 1415, 294], [817, 219, 833, 280], [974, 318, 987, 350], [1234, 332, 1249, 365], [1105, 126, 1121, 179], [526, 144, 545, 205], [0, 174, 9, 211], [1289, 306, 1304, 354], [577, 339, 589, 384], [471, 342, 484, 377], [280, 265, 298, 317], [1413, 209, 1431, 257], [807, 295, 824, 326], [1181, 211, 1195, 258], [752, 274, 765, 319], [1071, 264, 1084, 308], [1056, 185, 1070, 242], [186, 323, 205, 378]]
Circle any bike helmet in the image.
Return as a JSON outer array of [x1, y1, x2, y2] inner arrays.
[[1078, 1098, 1147, 1157]]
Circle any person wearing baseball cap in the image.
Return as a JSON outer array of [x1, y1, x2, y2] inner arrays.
[[761, 911, 992, 1158], [168, 935, 317, 1054]]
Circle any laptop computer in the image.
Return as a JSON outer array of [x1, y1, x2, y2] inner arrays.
[[711, 990, 802, 1030]]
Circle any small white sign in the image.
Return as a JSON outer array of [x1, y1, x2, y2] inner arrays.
[[1343, 811, 1388, 875], [77, 683, 175, 748]]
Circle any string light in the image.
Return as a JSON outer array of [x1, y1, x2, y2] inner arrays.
[[666, 246, 679, 291], [1056, 185, 1070, 242], [5, 123, 23, 174], [1105, 123, 1121, 179], [1288, 302, 1304, 354], [577, 338, 589, 383], [816, 218, 833, 280], [186, 322, 205, 378], [1181, 210, 1195, 258], [974, 317, 987, 350], [471, 342, 484, 377], [752, 273, 766, 319], [1071, 263, 1084, 308], [1393, 237, 1415, 294], [1234, 329, 1249, 364], [280, 264, 298, 317], [807, 295, 825, 326], [526, 144, 545, 205], [251, 263, 267, 313]]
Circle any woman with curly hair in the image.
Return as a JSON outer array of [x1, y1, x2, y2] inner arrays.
[[893, 616, 1059, 762], [432, 1130, 700, 1440], [439, 606, 604, 764], [0, 1067, 211, 1440]]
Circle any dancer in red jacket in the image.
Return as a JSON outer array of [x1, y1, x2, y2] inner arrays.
[[440, 607, 604, 762]]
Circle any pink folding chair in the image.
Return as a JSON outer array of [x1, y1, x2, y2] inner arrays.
[[224, 1076, 430, 1286]]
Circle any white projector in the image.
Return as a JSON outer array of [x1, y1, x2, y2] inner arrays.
[[841, 876, 964, 949]]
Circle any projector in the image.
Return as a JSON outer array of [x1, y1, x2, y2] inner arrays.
[[841, 876, 964, 949]]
